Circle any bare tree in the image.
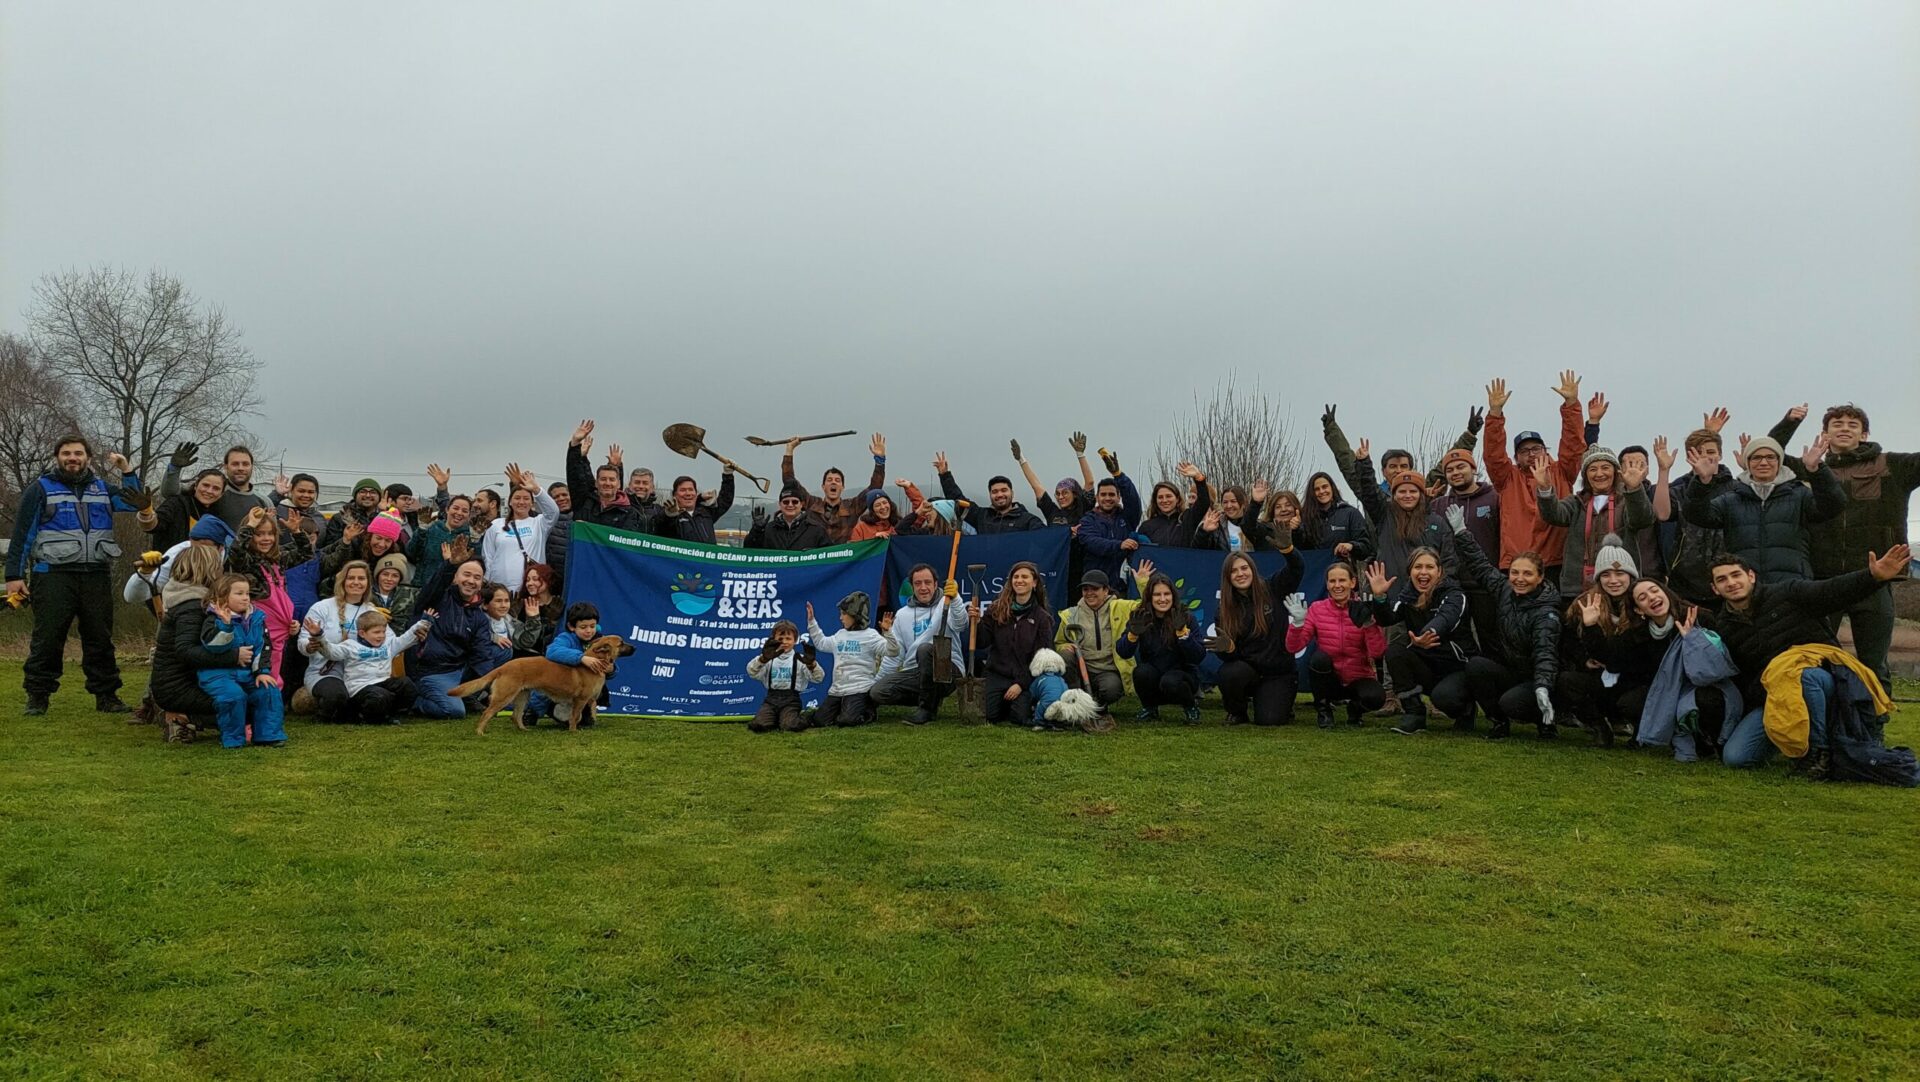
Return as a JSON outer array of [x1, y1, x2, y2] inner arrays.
[[1400, 417, 1458, 475], [28, 266, 261, 485], [0, 333, 88, 532], [1153, 375, 1307, 493]]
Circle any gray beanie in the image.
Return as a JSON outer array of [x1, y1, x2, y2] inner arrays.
[[1590, 534, 1638, 578], [1744, 436, 1785, 463], [1580, 445, 1619, 478]]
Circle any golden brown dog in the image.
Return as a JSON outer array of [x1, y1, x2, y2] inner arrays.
[[450, 634, 635, 734]]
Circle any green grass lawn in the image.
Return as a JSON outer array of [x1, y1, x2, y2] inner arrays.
[[4, 661, 1919, 1081]]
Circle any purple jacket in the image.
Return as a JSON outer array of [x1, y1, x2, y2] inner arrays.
[[1431, 482, 1500, 583]]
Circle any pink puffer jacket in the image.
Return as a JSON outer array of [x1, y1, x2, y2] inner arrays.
[[1285, 599, 1386, 684]]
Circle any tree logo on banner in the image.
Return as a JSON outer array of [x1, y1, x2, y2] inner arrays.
[[1171, 576, 1204, 612], [668, 572, 719, 614]]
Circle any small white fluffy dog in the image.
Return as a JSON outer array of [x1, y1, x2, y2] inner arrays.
[[1028, 648, 1101, 727]]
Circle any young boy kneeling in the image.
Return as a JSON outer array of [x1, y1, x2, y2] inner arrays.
[[317, 610, 432, 724], [747, 619, 824, 733], [805, 591, 899, 726], [543, 602, 614, 726]]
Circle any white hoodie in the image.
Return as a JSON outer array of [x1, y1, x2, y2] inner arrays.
[[807, 617, 901, 696], [318, 621, 430, 695], [298, 597, 374, 689]]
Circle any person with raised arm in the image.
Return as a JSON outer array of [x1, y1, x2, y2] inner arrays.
[[1680, 419, 1846, 585], [1481, 371, 1588, 580], [1443, 504, 1562, 740], [934, 451, 1044, 533], [782, 433, 887, 545]]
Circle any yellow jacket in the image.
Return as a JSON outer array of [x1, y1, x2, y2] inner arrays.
[[1056, 598, 1139, 693], [1760, 644, 1892, 758]]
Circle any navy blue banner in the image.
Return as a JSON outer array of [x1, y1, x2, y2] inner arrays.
[[884, 527, 1072, 610], [1131, 545, 1335, 681]]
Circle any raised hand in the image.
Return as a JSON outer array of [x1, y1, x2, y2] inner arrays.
[[447, 534, 471, 564], [1466, 405, 1485, 435], [1200, 508, 1223, 532], [1619, 457, 1646, 489], [1250, 478, 1270, 503], [1801, 433, 1830, 473], [1869, 544, 1912, 582], [1364, 561, 1394, 596], [1685, 443, 1717, 481], [504, 463, 526, 488], [1734, 433, 1751, 471], [107, 452, 129, 473], [571, 419, 594, 446], [1485, 378, 1510, 414], [1579, 593, 1606, 627], [1444, 505, 1467, 533], [1355, 438, 1371, 461], [579, 435, 593, 459], [1553, 370, 1581, 403], [933, 451, 949, 474], [784, 437, 802, 456], [1678, 605, 1698, 636], [274, 473, 292, 496], [1134, 557, 1156, 582], [1786, 402, 1809, 423], [607, 444, 623, 469], [1529, 457, 1554, 491], [1068, 431, 1088, 454], [1320, 404, 1338, 426], [342, 519, 365, 544], [426, 463, 451, 487], [1586, 392, 1609, 422], [877, 609, 894, 633], [1702, 407, 1730, 433], [125, 487, 153, 512], [870, 433, 886, 458], [1283, 592, 1308, 625], [169, 441, 199, 469], [303, 616, 323, 636], [524, 596, 542, 617], [1010, 438, 1023, 461], [1653, 436, 1676, 473], [1099, 447, 1121, 475], [1175, 461, 1203, 480]]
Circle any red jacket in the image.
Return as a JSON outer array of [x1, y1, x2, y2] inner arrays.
[[1285, 600, 1386, 684], [1483, 400, 1585, 569]]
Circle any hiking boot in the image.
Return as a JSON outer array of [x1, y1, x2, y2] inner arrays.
[[23, 695, 49, 717], [95, 694, 132, 714], [1346, 702, 1365, 727], [1485, 720, 1511, 741], [1792, 748, 1833, 781], [1183, 705, 1201, 723], [1374, 694, 1402, 717], [1314, 702, 1335, 729], [903, 709, 932, 726], [130, 697, 157, 725], [1391, 714, 1428, 735], [1537, 721, 1558, 741], [1134, 707, 1158, 722]]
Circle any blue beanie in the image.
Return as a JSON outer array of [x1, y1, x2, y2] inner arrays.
[[189, 515, 235, 545]]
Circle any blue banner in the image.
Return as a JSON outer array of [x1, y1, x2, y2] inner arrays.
[[1128, 545, 1336, 682], [565, 523, 890, 719], [884, 527, 1072, 611]]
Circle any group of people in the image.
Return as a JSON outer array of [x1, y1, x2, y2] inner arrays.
[[7, 374, 1914, 777]]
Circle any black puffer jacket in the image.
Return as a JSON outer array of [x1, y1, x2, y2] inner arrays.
[[151, 587, 218, 714], [1370, 576, 1470, 663], [1139, 481, 1212, 549], [1209, 547, 1306, 675], [1701, 569, 1885, 701], [746, 511, 829, 551], [975, 604, 1057, 681], [1681, 468, 1846, 584], [1454, 526, 1558, 691]]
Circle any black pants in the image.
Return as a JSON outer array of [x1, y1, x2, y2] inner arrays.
[[1693, 685, 1729, 752], [23, 569, 121, 699], [813, 692, 873, 727], [1216, 661, 1298, 725], [981, 672, 1034, 723], [351, 677, 417, 722], [1063, 660, 1125, 707], [868, 644, 955, 713], [1463, 656, 1545, 724], [1306, 650, 1387, 711], [1385, 643, 1471, 717], [1462, 587, 1500, 659], [1133, 661, 1198, 710], [1554, 670, 1649, 731], [750, 689, 807, 732], [280, 637, 311, 708], [312, 676, 353, 721]]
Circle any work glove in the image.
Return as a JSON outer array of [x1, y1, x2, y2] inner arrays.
[[1068, 431, 1088, 454], [170, 441, 199, 469], [944, 579, 959, 600], [1098, 448, 1120, 475], [1466, 406, 1485, 436], [124, 487, 153, 512], [1320, 404, 1337, 428], [1444, 505, 1467, 534], [1283, 592, 1308, 627], [759, 638, 783, 664], [798, 641, 817, 667], [1535, 688, 1556, 727], [1009, 438, 1023, 461]]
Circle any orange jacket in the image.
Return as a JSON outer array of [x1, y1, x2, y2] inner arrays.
[[1483, 400, 1585, 570]]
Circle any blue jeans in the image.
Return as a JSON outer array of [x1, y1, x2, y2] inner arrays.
[[414, 669, 469, 719], [198, 670, 287, 748], [1723, 669, 1833, 768]]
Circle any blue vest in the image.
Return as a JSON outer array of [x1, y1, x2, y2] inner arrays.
[[33, 475, 122, 568]]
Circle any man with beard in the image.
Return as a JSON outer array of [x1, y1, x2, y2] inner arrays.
[[160, 443, 273, 528], [933, 452, 1044, 533], [6, 436, 147, 715], [1771, 402, 1920, 688], [783, 433, 887, 545]]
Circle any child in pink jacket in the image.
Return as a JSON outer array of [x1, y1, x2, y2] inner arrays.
[[1285, 562, 1387, 728]]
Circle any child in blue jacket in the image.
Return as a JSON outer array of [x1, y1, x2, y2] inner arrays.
[[540, 601, 615, 726], [197, 573, 288, 748]]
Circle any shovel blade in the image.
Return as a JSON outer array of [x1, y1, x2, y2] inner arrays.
[[662, 423, 709, 458]]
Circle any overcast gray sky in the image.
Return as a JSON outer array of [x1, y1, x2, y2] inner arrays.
[[4, 1, 1915, 509]]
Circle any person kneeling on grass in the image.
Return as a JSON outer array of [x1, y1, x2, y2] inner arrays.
[[540, 602, 615, 727], [1116, 561, 1205, 723], [747, 620, 825, 733], [968, 561, 1057, 726], [314, 610, 430, 724], [1286, 562, 1388, 729], [195, 573, 287, 749], [805, 592, 899, 727]]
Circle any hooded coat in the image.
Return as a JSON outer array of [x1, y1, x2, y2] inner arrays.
[[1453, 525, 1559, 692], [1680, 467, 1846, 584]]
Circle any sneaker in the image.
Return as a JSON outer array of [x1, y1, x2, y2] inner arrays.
[[24, 695, 49, 717], [95, 694, 132, 714], [1315, 702, 1335, 729], [1183, 705, 1201, 723], [1133, 707, 1158, 722], [1391, 715, 1428, 735], [903, 709, 932, 726]]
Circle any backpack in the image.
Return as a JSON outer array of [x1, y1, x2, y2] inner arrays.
[[1824, 663, 1920, 787]]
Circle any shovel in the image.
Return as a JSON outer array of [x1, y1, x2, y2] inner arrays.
[[928, 503, 969, 685], [959, 562, 988, 720], [663, 423, 772, 493], [1061, 624, 1117, 734], [744, 430, 858, 448]]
